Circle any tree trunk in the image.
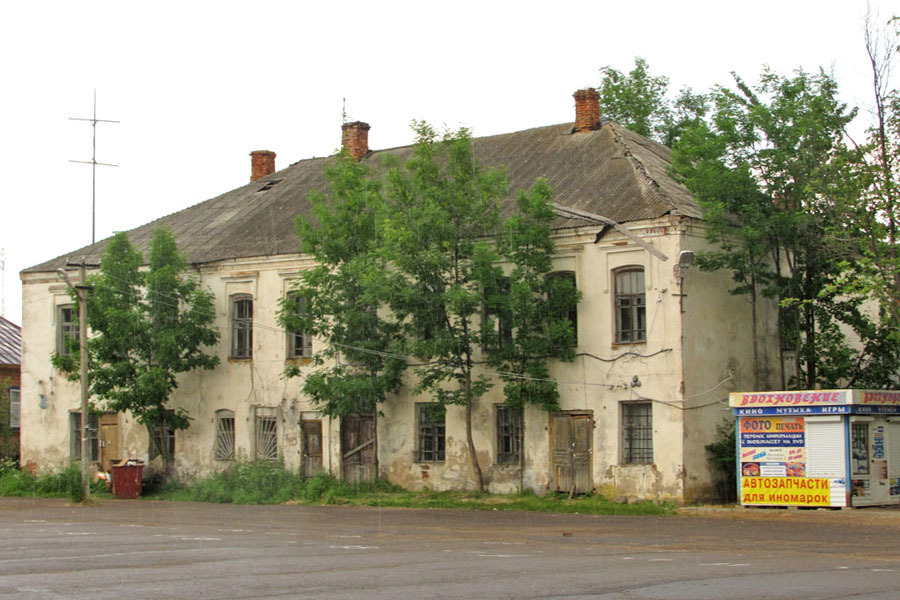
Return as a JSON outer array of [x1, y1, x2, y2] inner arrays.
[[464, 371, 485, 492]]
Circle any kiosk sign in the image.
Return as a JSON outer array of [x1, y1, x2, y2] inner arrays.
[[740, 417, 804, 447], [741, 477, 831, 506]]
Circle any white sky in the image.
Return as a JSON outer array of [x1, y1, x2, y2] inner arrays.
[[0, 0, 895, 326]]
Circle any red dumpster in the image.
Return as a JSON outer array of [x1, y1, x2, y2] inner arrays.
[[111, 460, 144, 499]]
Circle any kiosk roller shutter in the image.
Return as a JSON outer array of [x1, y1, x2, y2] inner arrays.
[[806, 417, 845, 478]]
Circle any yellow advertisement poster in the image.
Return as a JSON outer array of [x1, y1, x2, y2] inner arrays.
[[741, 477, 831, 506]]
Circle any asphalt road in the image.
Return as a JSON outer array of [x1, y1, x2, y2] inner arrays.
[[1, 497, 899, 599]]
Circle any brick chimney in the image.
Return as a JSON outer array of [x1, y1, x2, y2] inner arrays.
[[573, 88, 601, 132], [341, 121, 370, 160], [250, 150, 276, 182]]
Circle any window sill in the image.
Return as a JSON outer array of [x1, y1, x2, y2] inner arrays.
[[285, 357, 313, 366], [610, 340, 647, 349], [228, 356, 253, 362]]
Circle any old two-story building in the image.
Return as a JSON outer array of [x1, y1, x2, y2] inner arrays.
[[19, 89, 781, 503]]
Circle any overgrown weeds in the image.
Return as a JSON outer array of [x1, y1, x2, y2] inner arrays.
[[145, 461, 674, 515], [1, 460, 674, 515], [0, 461, 107, 502]]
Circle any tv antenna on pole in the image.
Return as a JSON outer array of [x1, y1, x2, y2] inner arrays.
[[70, 90, 119, 244]]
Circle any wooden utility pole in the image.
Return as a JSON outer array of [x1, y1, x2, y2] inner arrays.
[[58, 257, 98, 500]]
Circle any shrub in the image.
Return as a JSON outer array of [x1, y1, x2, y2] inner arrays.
[[0, 461, 90, 502], [705, 418, 737, 504]]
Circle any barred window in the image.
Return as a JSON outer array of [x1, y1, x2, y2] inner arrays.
[[215, 409, 235, 461], [615, 268, 646, 343], [231, 295, 253, 358], [496, 405, 523, 465], [622, 402, 653, 464], [417, 404, 445, 462], [256, 415, 278, 460]]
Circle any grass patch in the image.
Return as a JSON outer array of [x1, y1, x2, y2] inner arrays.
[[0, 462, 111, 502], [146, 462, 674, 516]]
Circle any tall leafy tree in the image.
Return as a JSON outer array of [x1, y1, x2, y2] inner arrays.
[[380, 123, 508, 491], [490, 178, 580, 412], [53, 228, 219, 470], [672, 68, 899, 388], [831, 14, 900, 387], [279, 152, 405, 417]]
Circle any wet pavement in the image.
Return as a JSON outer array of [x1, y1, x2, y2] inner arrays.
[[1, 497, 898, 599]]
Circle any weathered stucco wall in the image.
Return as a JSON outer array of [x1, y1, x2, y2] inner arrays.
[[20, 217, 768, 503]]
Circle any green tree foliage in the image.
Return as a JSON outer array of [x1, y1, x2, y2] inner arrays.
[[380, 123, 508, 491], [597, 57, 707, 146], [52, 228, 219, 469], [280, 153, 405, 417], [830, 15, 900, 387], [291, 124, 575, 491], [491, 179, 580, 412], [673, 68, 900, 388]]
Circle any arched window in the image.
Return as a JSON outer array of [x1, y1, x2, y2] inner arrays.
[[614, 268, 645, 343]]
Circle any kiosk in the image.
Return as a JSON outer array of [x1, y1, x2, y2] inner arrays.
[[730, 390, 900, 508]]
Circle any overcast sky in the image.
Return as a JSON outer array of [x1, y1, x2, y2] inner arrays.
[[0, 0, 895, 326]]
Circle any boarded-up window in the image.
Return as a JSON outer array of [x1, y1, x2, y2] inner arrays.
[[215, 409, 235, 461], [622, 402, 653, 464], [418, 404, 445, 462]]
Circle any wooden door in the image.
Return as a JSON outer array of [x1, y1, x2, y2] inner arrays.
[[341, 414, 376, 483], [550, 411, 592, 494], [98, 413, 120, 472], [301, 419, 323, 478]]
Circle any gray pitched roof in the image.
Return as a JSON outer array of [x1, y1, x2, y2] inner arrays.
[[0, 316, 21, 366], [25, 122, 700, 273]]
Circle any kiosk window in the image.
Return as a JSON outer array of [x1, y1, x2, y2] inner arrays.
[[852, 423, 869, 475]]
